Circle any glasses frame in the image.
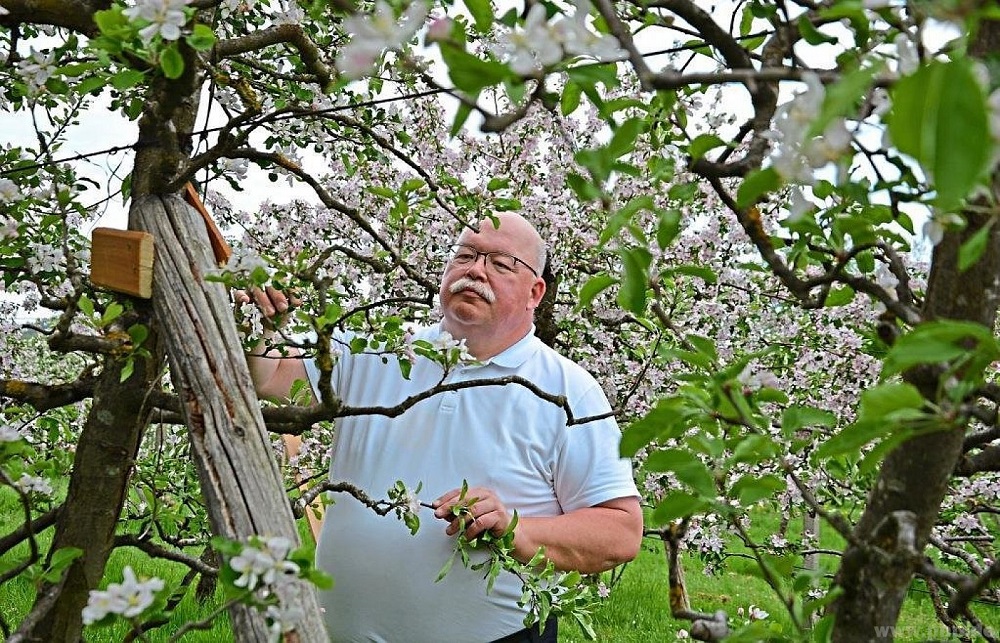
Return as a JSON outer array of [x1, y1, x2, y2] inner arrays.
[[448, 243, 539, 277]]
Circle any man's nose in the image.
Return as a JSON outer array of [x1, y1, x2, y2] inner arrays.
[[464, 254, 490, 278]]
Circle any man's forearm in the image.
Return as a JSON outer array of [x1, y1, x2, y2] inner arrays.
[[511, 497, 643, 574]]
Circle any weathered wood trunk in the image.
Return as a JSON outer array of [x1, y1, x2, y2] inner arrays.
[[16, 322, 163, 643], [132, 194, 327, 641]]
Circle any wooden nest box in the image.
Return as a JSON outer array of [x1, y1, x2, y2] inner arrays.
[[90, 228, 155, 298], [89, 184, 232, 299]]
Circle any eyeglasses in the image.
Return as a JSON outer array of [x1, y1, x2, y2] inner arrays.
[[447, 244, 539, 277]]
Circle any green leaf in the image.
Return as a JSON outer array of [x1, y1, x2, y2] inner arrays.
[[450, 101, 474, 137], [815, 421, 893, 460], [560, 81, 583, 116], [781, 405, 837, 436], [159, 44, 185, 79], [730, 433, 778, 465], [656, 208, 681, 249], [824, 286, 855, 307], [685, 334, 717, 361], [110, 69, 145, 90], [100, 302, 124, 327], [566, 172, 601, 201], [576, 273, 616, 310], [958, 217, 994, 272], [77, 294, 94, 317], [651, 492, 710, 524], [731, 474, 786, 506], [888, 60, 991, 210], [797, 15, 838, 45], [186, 23, 216, 51], [439, 44, 509, 93], [737, 166, 780, 208], [858, 382, 925, 420], [617, 246, 651, 314], [463, 0, 495, 33], [621, 397, 690, 456], [663, 264, 718, 284], [606, 117, 645, 159], [644, 448, 716, 496], [882, 321, 992, 377], [688, 133, 726, 160]]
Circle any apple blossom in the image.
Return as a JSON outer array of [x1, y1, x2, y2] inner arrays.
[[335, 0, 429, 79], [493, 4, 563, 76], [122, 0, 190, 42], [228, 536, 300, 590], [14, 473, 53, 496], [81, 566, 165, 624]]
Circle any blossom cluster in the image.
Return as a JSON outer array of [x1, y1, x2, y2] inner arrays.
[[229, 535, 300, 590], [82, 566, 165, 625], [493, 0, 628, 75], [768, 73, 852, 186], [336, 0, 429, 79]]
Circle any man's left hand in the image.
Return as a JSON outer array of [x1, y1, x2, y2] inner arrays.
[[432, 486, 512, 540]]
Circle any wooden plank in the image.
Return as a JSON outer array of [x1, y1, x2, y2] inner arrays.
[[132, 194, 326, 640], [90, 228, 154, 298], [184, 182, 232, 266]]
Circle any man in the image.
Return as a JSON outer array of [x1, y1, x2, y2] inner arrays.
[[247, 213, 642, 642]]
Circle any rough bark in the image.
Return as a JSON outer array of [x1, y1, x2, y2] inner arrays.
[[830, 210, 1000, 640], [132, 194, 327, 641], [18, 310, 163, 643]]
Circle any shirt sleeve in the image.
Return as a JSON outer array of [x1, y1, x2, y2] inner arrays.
[[552, 379, 639, 513]]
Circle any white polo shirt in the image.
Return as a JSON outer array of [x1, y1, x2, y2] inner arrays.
[[306, 324, 638, 643]]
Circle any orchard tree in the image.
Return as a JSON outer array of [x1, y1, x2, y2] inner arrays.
[[1, 0, 1000, 642]]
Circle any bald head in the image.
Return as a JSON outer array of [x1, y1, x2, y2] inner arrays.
[[466, 213, 547, 275]]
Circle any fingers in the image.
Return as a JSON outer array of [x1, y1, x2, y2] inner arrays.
[[432, 487, 511, 539], [234, 286, 295, 319]]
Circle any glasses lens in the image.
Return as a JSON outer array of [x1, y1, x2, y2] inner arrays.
[[450, 246, 476, 264], [489, 254, 518, 272]]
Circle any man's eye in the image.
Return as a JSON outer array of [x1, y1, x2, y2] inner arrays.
[[454, 252, 476, 262]]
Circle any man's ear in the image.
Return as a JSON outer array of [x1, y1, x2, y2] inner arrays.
[[528, 277, 546, 310]]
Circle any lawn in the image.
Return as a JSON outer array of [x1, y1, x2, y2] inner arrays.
[[4, 490, 998, 642]]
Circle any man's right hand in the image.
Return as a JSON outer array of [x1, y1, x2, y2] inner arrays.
[[235, 286, 298, 327]]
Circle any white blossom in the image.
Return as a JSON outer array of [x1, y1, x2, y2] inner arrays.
[[123, 0, 190, 42], [222, 157, 249, 180], [552, 0, 627, 63], [273, 4, 305, 25], [265, 603, 305, 643], [1, 215, 19, 239], [229, 536, 300, 590], [82, 566, 164, 624], [431, 330, 474, 362], [335, 0, 429, 79], [15, 474, 53, 496], [15, 49, 55, 93], [0, 425, 23, 442], [922, 212, 963, 246], [786, 187, 815, 223], [493, 4, 563, 75]]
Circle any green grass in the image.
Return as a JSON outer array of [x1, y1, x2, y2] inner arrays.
[[4, 491, 998, 642], [559, 528, 1000, 642]]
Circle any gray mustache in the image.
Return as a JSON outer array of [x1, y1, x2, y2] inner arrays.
[[449, 278, 496, 303]]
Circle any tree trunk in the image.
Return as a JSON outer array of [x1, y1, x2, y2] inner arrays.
[[132, 194, 327, 641], [830, 206, 1000, 640], [17, 320, 163, 642]]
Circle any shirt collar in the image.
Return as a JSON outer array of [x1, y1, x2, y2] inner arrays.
[[426, 323, 540, 369]]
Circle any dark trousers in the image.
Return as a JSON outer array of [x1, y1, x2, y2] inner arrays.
[[489, 616, 558, 643]]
